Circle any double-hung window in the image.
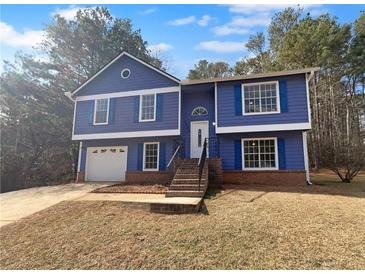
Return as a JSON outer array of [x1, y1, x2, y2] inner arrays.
[[94, 98, 109, 125], [143, 142, 159, 171], [242, 138, 278, 170], [243, 81, 280, 114], [140, 94, 156, 122]]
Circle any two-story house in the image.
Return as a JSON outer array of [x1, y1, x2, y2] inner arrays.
[[66, 51, 318, 190]]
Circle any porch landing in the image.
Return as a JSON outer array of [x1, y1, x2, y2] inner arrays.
[[73, 193, 202, 214]]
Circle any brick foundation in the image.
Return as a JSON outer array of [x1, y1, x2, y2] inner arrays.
[[223, 170, 306, 186], [76, 171, 85, 183], [126, 171, 171, 185], [208, 158, 223, 188]]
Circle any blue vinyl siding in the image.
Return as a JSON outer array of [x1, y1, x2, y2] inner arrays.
[[74, 92, 179, 134], [76, 54, 178, 96], [217, 74, 308, 127], [79, 136, 176, 172], [180, 86, 216, 158], [219, 131, 304, 170]]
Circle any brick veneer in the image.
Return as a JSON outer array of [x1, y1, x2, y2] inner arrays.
[[208, 158, 223, 188], [223, 170, 306, 186], [126, 171, 171, 185], [76, 171, 85, 183]]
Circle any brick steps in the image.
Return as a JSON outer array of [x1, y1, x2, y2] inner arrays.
[[166, 158, 208, 198], [165, 190, 205, 198], [169, 184, 205, 191]]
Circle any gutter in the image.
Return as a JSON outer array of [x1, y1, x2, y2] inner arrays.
[[64, 91, 75, 102]]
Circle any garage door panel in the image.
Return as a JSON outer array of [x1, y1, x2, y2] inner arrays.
[[86, 146, 128, 182]]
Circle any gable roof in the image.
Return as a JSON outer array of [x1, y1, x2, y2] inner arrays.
[[181, 67, 320, 86], [70, 51, 180, 97]]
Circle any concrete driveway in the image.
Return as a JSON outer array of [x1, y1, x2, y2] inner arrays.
[[0, 183, 111, 227]]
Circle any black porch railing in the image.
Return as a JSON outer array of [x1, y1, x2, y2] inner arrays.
[[207, 137, 220, 158], [198, 138, 208, 192]]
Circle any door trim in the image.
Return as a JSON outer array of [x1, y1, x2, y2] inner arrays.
[[190, 120, 209, 159]]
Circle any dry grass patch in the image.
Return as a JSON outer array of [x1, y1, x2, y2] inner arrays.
[[1, 174, 365, 270], [92, 183, 167, 194]]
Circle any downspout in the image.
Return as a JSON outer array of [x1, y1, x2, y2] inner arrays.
[[64, 91, 75, 102], [304, 70, 316, 185]]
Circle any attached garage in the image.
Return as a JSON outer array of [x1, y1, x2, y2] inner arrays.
[[85, 146, 128, 182]]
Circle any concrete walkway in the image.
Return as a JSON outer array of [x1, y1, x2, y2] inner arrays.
[[73, 193, 201, 205], [0, 183, 111, 227]]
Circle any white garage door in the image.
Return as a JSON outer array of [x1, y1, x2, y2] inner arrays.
[[86, 146, 128, 182]]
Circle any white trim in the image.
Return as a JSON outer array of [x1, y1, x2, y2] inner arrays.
[[72, 129, 180, 140], [178, 84, 181, 133], [302, 131, 311, 183], [214, 82, 218, 128], [190, 120, 209, 158], [139, 93, 156, 122], [191, 106, 208, 116], [75, 86, 179, 101], [242, 81, 280, 116], [121, 68, 131, 79], [77, 141, 82, 173], [305, 73, 312, 126], [71, 51, 180, 96], [143, 142, 160, 171], [216, 122, 311, 134], [93, 98, 110, 125], [241, 137, 279, 171], [72, 99, 77, 137]]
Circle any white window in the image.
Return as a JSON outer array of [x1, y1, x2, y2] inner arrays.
[[143, 142, 159, 171], [242, 138, 278, 170], [139, 94, 156, 122], [242, 81, 280, 115], [192, 106, 208, 116], [94, 98, 109, 125]]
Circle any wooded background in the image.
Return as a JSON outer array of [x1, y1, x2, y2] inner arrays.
[[1, 7, 364, 192]]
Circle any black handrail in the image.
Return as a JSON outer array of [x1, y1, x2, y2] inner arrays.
[[198, 138, 208, 192]]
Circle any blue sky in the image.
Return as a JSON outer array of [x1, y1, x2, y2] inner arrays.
[[1, 4, 364, 78]]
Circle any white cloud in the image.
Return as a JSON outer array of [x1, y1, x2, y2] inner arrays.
[[168, 15, 212, 27], [197, 15, 212, 27], [51, 5, 83, 20], [230, 15, 271, 27], [148, 43, 173, 55], [196, 41, 246, 53], [212, 14, 270, 36], [51, 5, 101, 21], [168, 16, 196, 26], [212, 25, 250, 36], [228, 4, 290, 15], [140, 8, 157, 15], [0, 21, 44, 49]]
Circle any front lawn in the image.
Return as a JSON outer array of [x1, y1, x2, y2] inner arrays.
[[1, 172, 364, 269]]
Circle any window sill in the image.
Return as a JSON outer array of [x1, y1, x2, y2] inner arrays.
[[93, 122, 108, 125], [242, 167, 279, 171], [242, 111, 281, 116], [139, 119, 156, 122], [143, 168, 159, 172]]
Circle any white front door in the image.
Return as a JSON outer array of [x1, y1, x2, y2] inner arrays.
[[86, 146, 128, 181], [190, 121, 209, 158]]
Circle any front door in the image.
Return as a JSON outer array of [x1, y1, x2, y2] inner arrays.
[[190, 121, 209, 158]]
